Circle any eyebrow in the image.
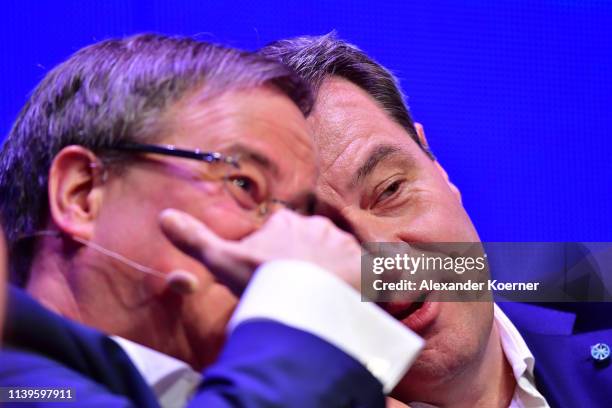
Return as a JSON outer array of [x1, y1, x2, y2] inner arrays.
[[224, 143, 279, 176], [351, 144, 402, 187]]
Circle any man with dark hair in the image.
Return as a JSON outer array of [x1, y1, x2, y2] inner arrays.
[[261, 33, 612, 407], [0, 34, 422, 407]]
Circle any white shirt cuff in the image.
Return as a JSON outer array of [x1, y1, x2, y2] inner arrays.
[[228, 259, 424, 393]]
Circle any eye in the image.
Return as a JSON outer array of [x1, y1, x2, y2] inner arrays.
[[376, 179, 404, 204], [378, 180, 402, 201], [224, 160, 270, 210], [228, 175, 260, 201], [225, 171, 268, 211], [371, 178, 411, 211], [230, 176, 256, 193]]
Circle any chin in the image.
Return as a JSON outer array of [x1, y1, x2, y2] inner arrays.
[[394, 305, 493, 399], [402, 333, 473, 387]]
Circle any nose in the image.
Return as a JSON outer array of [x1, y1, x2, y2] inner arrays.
[[314, 198, 406, 244], [350, 220, 391, 244], [314, 201, 357, 236], [341, 208, 410, 244]]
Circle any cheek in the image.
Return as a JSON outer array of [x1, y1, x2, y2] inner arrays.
[[99, 173, 256, 246], [161, 180, 257, 240], [187, 203, 256, 241], [391, 185, 479, 243], [96, 171, 237, 240]]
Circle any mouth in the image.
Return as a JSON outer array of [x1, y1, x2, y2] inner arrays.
[[382, 292, 440, 333]]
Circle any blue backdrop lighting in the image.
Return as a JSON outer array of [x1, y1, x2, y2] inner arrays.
[[1, 0, 610, 240]]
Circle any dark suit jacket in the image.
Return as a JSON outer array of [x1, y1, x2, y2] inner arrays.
[[493, 243, 612, 407], [500, 302, 612, 408], [0, 287, 384, 407]]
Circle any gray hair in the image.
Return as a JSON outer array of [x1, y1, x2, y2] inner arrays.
[[260, 33, 432, 156], [0, 33, 313, 285]]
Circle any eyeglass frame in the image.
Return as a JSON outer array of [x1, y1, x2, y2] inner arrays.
[[103, 142, 295, 219]]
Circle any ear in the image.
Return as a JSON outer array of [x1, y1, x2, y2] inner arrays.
[[48, 146, 106, 241], [414, 122, 429, 150], [415, 123, 462, 203]]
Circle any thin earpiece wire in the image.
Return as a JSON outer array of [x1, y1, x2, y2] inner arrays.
[[24, 230, 166, 279]]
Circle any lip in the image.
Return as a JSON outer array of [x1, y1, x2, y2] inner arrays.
[[383, 293, 440, 333]]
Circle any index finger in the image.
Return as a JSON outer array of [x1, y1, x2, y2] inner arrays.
[[158, 209, 253, 294]]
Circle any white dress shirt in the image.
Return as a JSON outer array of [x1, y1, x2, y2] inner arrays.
[[494, 304, 549, 408], [114, 259, 424, 408], [112, 336, 200, 408]]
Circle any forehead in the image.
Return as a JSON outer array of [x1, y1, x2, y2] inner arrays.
[[160, 86, 317, 183], [309, 77, 419, 175], [165, 86, 312, 150]]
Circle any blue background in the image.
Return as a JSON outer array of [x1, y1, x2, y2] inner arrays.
[[1, 0, 610, 241]]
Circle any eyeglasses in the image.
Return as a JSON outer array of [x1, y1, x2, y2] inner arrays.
[[107, 143, 293, 221]]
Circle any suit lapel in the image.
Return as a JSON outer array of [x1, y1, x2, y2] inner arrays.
[[5, 286, 160, 407], [500, 302, 612, 408]]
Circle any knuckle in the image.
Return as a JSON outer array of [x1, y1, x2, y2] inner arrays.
[[205, 246, 227, 267]]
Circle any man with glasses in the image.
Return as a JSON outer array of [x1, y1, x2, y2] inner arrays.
[[0, 34, 421, 407]]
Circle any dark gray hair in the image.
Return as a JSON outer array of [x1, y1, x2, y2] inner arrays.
[[260, 33, 432, 156], [0, 33, 313, 285]]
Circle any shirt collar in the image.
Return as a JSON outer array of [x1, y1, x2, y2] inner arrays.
[[111, 336, 200, 408], [410, 305, 550, 408], [494, 304, 549, 408], [111, 306, 549, 408]]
